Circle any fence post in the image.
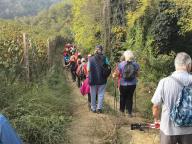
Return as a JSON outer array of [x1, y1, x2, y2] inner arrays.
[[47, 39, 51, 67], [23, 33, 30, 82], [103, 0, 111, 57]]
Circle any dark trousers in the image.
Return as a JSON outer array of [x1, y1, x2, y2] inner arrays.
[[88, 93, 91, 103], [119, 85, 136, 114], [160, 131, 192, 144], [71, 70, 76, 82], [77, 76, 81, 87]]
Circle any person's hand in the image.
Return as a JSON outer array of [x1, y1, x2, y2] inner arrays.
[[112, 70, 119, 79], [154, 119, 160, 129]]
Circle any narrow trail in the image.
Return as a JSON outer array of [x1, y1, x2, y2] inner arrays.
[[66, 74, 160, 144]]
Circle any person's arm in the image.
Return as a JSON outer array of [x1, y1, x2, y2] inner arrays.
[[112, 64, 119, 79], [151, 79, 164, 123], [152, 104, 160, 122], [135, 63, 140, 77], [87, 61, 90, 73], [104, 57, 110, 65]]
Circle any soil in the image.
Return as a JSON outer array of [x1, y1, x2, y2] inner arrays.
[[67, 79, 160, 144]]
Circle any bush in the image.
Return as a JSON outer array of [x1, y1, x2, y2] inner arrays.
[[1, 69, 72, 144]]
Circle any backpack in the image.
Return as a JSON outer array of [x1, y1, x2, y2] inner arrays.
[[79, 65, 86, 80], [168, 76, 192, 127], [95, 55, 111, 79], [122, 61, 136, 81], [102, 63, 111, 78]]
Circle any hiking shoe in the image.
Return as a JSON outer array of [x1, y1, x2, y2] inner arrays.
[[88, 103, 91, 111], [91, 109, 96, 113], [97, 109, 102, 114], [128, 114, 133, 118]]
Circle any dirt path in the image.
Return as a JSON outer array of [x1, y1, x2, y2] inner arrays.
[[67, 80, 117, 144], [67, 79, 160, 144]]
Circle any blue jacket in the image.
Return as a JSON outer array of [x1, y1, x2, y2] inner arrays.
[[0, 115, 22, 144], [88, 54, 108, 86]]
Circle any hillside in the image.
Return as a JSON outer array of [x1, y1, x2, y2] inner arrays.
[[0, 0, 62, 19]]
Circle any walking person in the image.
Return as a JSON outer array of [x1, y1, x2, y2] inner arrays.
[[151, 52, 192, 144], [113, 50, 139, 117], [68, 55, 77, 82], [88, 45, 110, 113]]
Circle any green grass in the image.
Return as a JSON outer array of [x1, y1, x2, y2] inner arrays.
[[1, 68, 73, 144], [106, 77, 156, 121]]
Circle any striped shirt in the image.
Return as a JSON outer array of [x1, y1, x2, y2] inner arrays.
[[151, 71, 192, 135]]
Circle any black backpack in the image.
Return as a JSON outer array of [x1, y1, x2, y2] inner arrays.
[[102, 63, 111, 78], [123, 61, 136, 81], [95, 55, 111, 79]]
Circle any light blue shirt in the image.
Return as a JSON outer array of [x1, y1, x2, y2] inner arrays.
[[0, 115, 22, 144]]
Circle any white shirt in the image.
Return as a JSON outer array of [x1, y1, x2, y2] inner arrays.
[[151, 71, 192, 135]]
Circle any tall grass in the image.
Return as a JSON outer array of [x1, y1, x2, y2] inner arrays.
[[1, 65, 73, 144]]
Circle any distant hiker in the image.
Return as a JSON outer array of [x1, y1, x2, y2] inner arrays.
[[0, 114, 22, 144], [113, 50, 139, 117], [80, 76, 91, 110], [79, 58, 87, 81], [88, 45, 110, 113], [79, 57, 92, 109], [76, 58, 82, 87], [63, 53, 70, 67], [151, 52, 192, 144], [69, 55, 77, 82]]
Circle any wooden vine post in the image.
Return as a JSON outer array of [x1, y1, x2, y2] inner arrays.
[[23, 33, 30, 82], [103, 0, 111, 57], [47, 39, 51, 67]]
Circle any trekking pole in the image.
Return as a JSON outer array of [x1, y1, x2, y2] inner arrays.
[[113, 79, 118, 112], [131, 122, 160, 131], [134, 88, 136, 117], [113, 80, 116, 112]]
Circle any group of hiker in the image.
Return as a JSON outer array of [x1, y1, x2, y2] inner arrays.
[[63, 44, 140, 116], [64, 44, 192, 144], [1, 44, 191, 144]]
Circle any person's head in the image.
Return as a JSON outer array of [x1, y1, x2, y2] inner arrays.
[[70, 55, 76, 61], [81, 58, 86, 63], [123, 50, 135, 62], [77, 58, 81, 64], [174, 52, 192, 72], [95, 45, 103, 54], [120, 55, 125, 62]]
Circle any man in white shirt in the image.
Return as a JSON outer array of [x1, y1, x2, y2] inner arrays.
[[151, 52, 192, 144]]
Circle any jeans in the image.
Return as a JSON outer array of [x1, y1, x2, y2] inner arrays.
[[120, 85, 136, 114], [90, 84, 106, 111]]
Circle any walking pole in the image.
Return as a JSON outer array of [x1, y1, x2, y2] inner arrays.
[[134, 88, 136, 117], [113, 80, 116, 111], [113, 80, 117, 112]]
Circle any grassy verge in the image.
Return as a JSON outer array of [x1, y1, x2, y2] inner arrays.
[[106, 77, 156, 121], [1, 67, 72, 144]]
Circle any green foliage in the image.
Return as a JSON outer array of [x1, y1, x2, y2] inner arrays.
[[152, 1, 180, 53], [72, 0, 102, 50], [0, 0, 61, 19], [27, 1, 73, 40], [2, 70, 72, 144], [0, 20, 49, 83]]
